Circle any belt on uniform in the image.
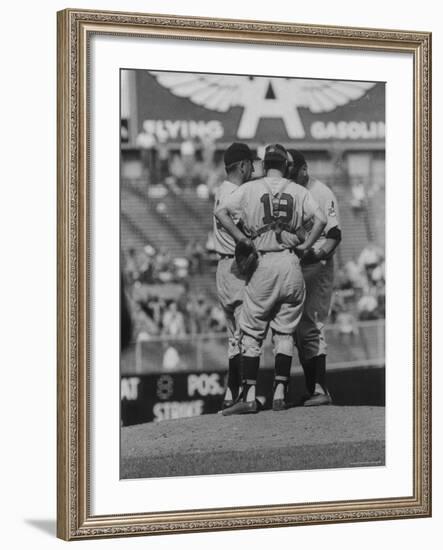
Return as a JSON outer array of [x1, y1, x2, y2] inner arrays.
[[257, 249, 296, 256]]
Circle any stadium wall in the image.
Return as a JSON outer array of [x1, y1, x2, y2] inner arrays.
[[121, 364, 385, 425]]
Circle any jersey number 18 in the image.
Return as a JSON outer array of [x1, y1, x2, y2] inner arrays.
[[260, 193, 294, 225]]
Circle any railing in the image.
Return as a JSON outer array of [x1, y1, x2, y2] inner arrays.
[[121, 319, 385, 375]]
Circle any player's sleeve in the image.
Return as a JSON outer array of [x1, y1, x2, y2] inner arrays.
[[322, 189, 341, 234], [219, 184, 246, 221], [302, 189, 323, 221]]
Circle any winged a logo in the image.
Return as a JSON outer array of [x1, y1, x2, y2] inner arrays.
[[150, 72, 375, 139]]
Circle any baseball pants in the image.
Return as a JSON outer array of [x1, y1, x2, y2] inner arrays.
[[294, 258, 334, 362], [239, 249, 305, 357], [216, 256, 247, 358]]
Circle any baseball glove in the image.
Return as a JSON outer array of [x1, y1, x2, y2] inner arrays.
[[235, 239, 259, 279], [300, 247, 328, 265]]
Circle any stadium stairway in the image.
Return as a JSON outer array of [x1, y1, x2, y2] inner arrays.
[[154, 193, 211, 245], [121, 185, 185, 256], [122, 185, 215, 255], [121, 184, 218, 300], [122, 180, 383, 278], [332, 184, 373, 266], [179, 191, 214, 233]]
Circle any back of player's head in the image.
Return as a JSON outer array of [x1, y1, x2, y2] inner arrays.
[[224, 142, 254, 173], [287, 149, 307, 181], [263, 144, 289, 174]]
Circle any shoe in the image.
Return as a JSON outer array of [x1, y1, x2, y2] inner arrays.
[[217, 399, 235, 414], [272, 379, 289, 411], [221, 400, 258, 416], [303, 391, 332, 407], [272, 398, 287, 411]]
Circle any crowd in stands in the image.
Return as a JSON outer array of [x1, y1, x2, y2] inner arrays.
[[123, 239, 385, 345], [123, 238, 217, 286], [123, 242, 226, 342], [130, 289, 227, 342], [123, 134, 385, 343], [134, 133, 225, 198], [331, 241, 385, 341]]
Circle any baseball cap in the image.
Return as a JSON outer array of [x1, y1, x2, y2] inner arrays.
[[264, 143, 289, 163], [224, 142, 254, 167], [287, 149, 307, 176]]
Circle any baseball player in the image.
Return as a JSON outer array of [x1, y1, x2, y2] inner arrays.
[[287, 149, 342, 406], [213, 142, 255, 410], [216, 144, 327, 415]]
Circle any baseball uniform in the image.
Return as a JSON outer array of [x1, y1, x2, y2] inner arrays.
[[213, 180, 247, 358], [295, 176, 341, 362], [223, 176, 322, 357]]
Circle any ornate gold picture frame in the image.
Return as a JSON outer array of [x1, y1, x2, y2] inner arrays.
[[57, 8, 431, 540]]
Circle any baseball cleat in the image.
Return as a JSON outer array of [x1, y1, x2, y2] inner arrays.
[[217, 399, 236, 414], [303, 391, 332, 407], [272, 398, 287, 411], [221, 400, 258, 416]]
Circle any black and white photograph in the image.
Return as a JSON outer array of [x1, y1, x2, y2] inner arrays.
[[1, 0, 438, 543], [120, 69, 386, 479]]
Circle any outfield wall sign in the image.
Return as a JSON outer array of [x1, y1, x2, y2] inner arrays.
[[133, 72, 385, 146], [121, 371, 227, 425], [121, 366, 385, 426]]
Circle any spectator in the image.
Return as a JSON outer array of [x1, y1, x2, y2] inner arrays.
[[162, 344, 182, 370], [193, 241, 205, 274], [329, 290, 345, 324], [136, 131, 157, 184], [154, 247, 173, 280], [357, 287, 379, 321], [371, 260, 385, 284], [133, 302, 159, 341], [200, 135, 216, 166], [336, 307, 358, 345], [164, 175, 181, 195], [358, 241, 384, 271], [137, 248, 154, 284], [188, 293, 210, 334], [209, 303, 226, 332], [196, 182, 210, 199], [350, 178, 366, 210], [335, 267, 352, 291], [144, 296, 164, 329], [185, 240, 205, 275], [180, 138, 196, 187], [169, 153, 186, 186], [124, 248, 140, 284], [345, 257, 367, 291], [155, 201, 167, 214], [173, 257, 190, 280], [375, 281, 386, 317], [162, 302, 186, 337]]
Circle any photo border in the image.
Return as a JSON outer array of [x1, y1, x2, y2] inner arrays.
[[57, 8, 431, 540]]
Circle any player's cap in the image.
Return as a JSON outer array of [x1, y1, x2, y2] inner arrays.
[[264, 143, 289, 163], [287, 149, 307, 176], [224, 142, 254, 167]]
